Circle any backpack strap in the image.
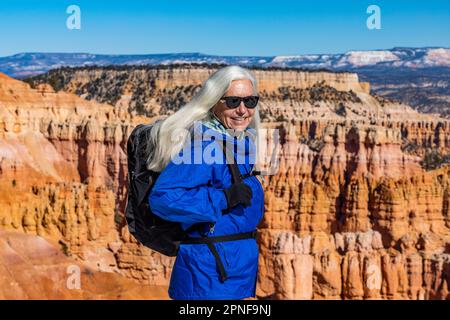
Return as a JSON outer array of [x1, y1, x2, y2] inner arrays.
[[215, 138, 243, 184], [217, 137, 269, 186], [182, 231, 257, 283], [214, 138, 247, 216]]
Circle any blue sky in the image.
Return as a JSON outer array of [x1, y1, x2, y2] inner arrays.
[[0, 0, 449, 57]]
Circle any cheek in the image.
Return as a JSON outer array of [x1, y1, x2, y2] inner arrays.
[[213, 105, 229, 118], [222, 109, 236, 119]]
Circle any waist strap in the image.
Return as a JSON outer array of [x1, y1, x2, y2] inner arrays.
[[180, 231, 257, 283], [181, 231, 256, 244]]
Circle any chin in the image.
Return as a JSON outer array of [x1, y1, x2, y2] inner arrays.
[[227, 120, 251, 131], [229, 124, 247, 131], [237, 125, 249, 131]]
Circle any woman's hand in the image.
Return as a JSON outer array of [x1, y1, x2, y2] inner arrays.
[[223, 182, 252, 209]]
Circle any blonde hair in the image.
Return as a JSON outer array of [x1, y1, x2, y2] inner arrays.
[[146, 65, 261, 172]]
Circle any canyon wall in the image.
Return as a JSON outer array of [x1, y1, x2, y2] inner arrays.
[[258, 122, 450, 299], [27, 65, 370, 118], [2, 67, 450, 299]]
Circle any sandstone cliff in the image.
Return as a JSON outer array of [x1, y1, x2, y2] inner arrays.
[[26, 65, 370, 117], [27, 65, 445, 126], [2, 68, 450, 299], [0, 230, 169, 299], [258, 122, 450, 299]]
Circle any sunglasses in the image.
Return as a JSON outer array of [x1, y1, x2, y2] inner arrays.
[[220, 96, 259, 109]]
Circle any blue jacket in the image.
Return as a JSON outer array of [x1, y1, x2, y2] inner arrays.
[[148, 122, 264, 300]]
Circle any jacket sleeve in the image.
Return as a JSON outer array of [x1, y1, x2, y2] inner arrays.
[[148, 142, 229, 225]]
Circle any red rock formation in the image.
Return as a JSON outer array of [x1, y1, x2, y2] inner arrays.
[[1, 69, 449, 300], [0, 73, 133, 275], [258, 121, 450, 299], [0, 230, 169, 299]]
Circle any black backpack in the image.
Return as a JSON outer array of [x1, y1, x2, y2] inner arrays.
[[124, 121, 187, 256]]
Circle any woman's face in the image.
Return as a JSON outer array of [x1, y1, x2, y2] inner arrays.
[[212, 79, 256, 131]]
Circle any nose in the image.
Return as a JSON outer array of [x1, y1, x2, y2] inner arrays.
[[236, 101, 247, 115]]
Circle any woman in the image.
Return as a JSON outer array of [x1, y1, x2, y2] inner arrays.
[[147, 66, 264, 300]]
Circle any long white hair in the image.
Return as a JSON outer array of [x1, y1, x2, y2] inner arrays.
[[146, 65, 261, 172]]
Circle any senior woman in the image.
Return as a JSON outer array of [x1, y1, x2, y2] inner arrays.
[[147, 66, 264, 300]]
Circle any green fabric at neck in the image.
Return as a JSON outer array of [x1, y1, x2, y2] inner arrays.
[[203, 110, 231, 137]]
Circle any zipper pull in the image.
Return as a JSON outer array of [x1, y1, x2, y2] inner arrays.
[[209, 222, 215, 234], [251, 170, 268, 186]]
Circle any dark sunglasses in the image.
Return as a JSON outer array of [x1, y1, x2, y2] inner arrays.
[[220, 96, 259, 109]]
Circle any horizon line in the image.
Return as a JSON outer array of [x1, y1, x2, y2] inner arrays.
[[1, 46, 449, 59]]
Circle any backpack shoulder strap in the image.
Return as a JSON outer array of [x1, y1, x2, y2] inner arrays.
[[215, 139, 243, 184]]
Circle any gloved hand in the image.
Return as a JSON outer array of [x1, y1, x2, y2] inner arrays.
[[223, 182, 253, 210]]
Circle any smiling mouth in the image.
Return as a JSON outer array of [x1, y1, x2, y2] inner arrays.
[[231, 116, 248, 121]]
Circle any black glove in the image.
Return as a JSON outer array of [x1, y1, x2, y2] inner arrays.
[[223, 182, 253, 210]]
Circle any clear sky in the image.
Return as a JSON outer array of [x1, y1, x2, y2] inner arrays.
[[0, 0, 449, 57]]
